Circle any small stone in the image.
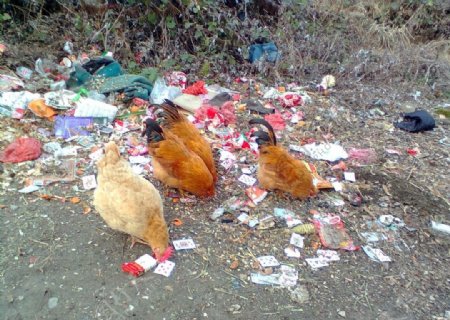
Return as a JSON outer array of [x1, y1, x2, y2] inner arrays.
[[338, 310, 346, 317], [48, 297, 58, 309], [290, 286, 309, 304]]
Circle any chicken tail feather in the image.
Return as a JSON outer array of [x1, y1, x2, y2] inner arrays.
[[161, 99, 183, 123], [249, 118, 277, 145]]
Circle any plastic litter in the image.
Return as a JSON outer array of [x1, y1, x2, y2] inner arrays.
[[362, 246, 391, 263], [248, 42, 279, 63], [183, 80, 207, 95], [150, 77, 182, 104], [348, 148, 377, 164], [165, 71, 187, 89], [16, 66, 33, 80], [0, 74, 24, 91], [278, 92, 303, 107], [291, 223, 315, 235], [296, 143, 349, 162], [0, 138, 42, 163], [28, 99, 57, 120], [313, 214, 358, 251], [394, 110, 435, 133], [0, 91, 41, 118], [431, 221, 450, 235], [264, 113, 286, 130], [73, 97, 118, 121]]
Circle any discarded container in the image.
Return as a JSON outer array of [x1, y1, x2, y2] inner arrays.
[[362, 246, 391, 263], [122, 254, 157, 277]]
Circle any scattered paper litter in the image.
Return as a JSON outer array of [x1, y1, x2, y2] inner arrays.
[[297, 143, 348, 162], [316, 250, 340, 262], [362, 246, 392, 263], [250, 265, 298, 287], [128, 155, 150, 165], [172, 238, 196, 250], [290, 233, 304, 248], [344, 171, 356, 182], [245, 186, 268, 204], [305, 258, 329, 269], [360, 232, 387, 242], [285, 247, 301, 258], [154, 260, 175, 277], [18, 185, 40, 193], [238, 174, 256, 186], [89, 149, 103, 161], [257, 255, 280, 268], [332, 181, 343, 192], [82, 175, 97, 190]]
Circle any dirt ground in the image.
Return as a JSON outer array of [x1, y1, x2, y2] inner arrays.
[[1, 79, 449, 320]]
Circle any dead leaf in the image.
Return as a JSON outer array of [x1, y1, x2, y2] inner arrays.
[[171, 218, 183, 226], [39, 194, 53, 201], [382, 184, 392, 196], [70, 197, 81, 204], [82, 204, 91, 215], [229, 259, 239, 270]]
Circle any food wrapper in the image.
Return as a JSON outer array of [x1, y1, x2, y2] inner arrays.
[[313, 215, 359, 251]]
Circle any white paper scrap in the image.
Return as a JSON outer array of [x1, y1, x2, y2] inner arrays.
[[238, 174, 256, 186], [82, 175, 97, 190], [344, 171, 356, 182], [135, 254, 157, 271], [257, 255, 280, 268], [154, 260, 175, 277], [173, 238, 196, 251]]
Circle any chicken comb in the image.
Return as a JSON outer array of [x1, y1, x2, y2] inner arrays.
[[157, 246, 174, 263]]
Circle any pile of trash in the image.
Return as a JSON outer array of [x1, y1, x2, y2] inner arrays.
[[1, 42, 447, 288]]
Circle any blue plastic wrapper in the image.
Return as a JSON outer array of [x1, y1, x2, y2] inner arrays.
[[249, 42, 280, 63], [54, 116, 94, 139]]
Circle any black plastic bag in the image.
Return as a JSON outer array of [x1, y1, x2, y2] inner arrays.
[[394, 110, 435, 133]]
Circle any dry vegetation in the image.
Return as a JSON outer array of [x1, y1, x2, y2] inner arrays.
[[1, 0, 450, 91]]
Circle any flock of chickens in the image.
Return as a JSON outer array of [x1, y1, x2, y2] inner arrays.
[[93, 99, 318, 262]]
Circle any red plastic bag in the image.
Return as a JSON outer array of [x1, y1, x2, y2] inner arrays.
[[264, 113, 286, 130], [183, 81, 207, 95], [0, 138, 42, 163]]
